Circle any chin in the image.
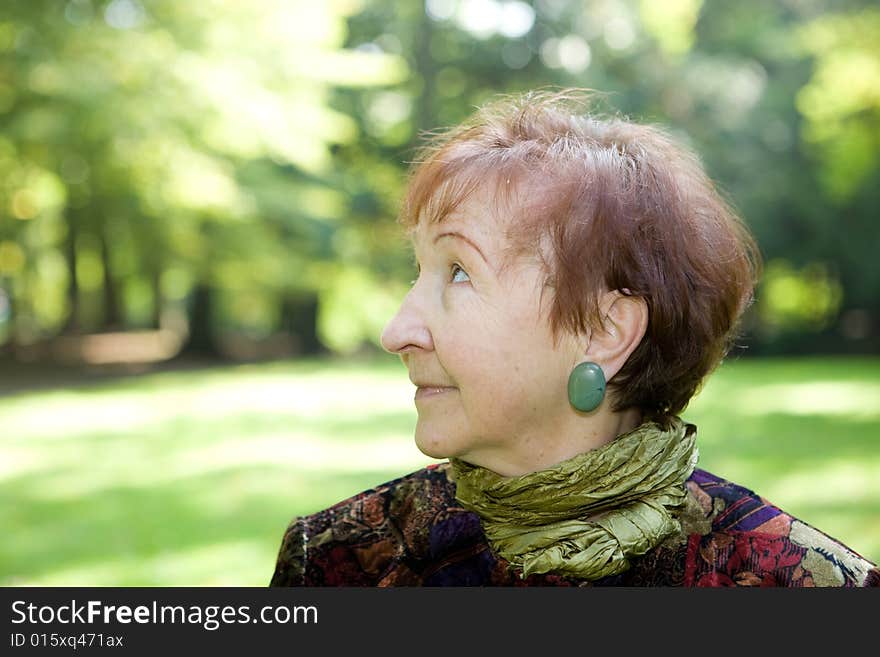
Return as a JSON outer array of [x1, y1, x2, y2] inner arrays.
[[414, 436, 449, 460], [414, 426, 461, 460]]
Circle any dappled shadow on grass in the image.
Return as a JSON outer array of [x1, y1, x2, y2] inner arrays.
[[0, 360, 427, 584], [0, 403, 429, 585], [5, 409, 418, 448], [0, 353, 405, 398], [0, 356, 231, 398], [689, 411, 879, 467], [709, 356, 880, 385], [0, 462, 424, 586], [3, 356, 878, 584], [683, 410, 879, 564]]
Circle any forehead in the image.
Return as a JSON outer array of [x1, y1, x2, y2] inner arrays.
[[410, 183, 511, 250]]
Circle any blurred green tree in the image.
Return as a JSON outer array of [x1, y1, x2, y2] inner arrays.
[[334, 0, 880, 356], [0, 0, 406, 357], [0, 0, 877, 361]]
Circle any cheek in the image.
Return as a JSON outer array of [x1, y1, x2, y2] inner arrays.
[[493, 324, 573, 409], [440, 304, 557, 382], [433, 303, 504, 372], [435, 292, 566, 397], [461, 333, 555, 407]]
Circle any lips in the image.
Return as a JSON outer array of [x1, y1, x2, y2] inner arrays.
[[414, 385, 457, 400], [412, 381, 454, 388]]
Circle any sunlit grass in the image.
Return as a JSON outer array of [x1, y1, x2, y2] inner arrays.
[[0, 355, 877, 586], [683, 356, 880, 565]]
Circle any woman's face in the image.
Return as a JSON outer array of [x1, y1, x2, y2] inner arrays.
[[380, 188, 583, 473]]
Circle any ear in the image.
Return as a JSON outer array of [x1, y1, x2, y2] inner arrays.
[[585, 290, 648, 383]]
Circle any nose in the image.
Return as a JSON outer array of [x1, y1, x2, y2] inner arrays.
[[380, 286, 434, 354]]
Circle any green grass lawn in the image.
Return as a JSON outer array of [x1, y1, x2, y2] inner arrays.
[[1, 355, 877, 585]]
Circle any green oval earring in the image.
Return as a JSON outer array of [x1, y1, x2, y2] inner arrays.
[[567, 362, 606, 413]]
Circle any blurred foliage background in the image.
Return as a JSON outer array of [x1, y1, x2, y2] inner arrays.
[[1, 0, 879, 358], [0, 0, 878, 585]]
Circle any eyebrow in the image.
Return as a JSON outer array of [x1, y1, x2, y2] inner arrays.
[[433, 231, 489, 265]]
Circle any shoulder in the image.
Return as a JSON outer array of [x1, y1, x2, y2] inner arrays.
[[681, 468, 879, 587], [270, 463, 477, 586]]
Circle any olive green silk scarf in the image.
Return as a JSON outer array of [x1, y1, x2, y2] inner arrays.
[[449, 417, 699, 580]]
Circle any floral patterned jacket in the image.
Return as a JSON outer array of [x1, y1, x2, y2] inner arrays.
[[270, 463, 879, 587]]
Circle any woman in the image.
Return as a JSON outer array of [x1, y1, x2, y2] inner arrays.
[[270, 90, 878, 587]]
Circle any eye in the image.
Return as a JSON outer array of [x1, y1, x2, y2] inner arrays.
[[450, 263, 470, 283]]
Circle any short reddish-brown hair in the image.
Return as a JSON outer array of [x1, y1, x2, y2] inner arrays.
[[399, 89, 762, 420]]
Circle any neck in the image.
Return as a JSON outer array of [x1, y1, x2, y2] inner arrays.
[[450, 416, 696, 580], [462, 406, 645, 478]]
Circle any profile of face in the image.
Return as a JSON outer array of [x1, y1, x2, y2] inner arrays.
[[380, 186, 587, 475]]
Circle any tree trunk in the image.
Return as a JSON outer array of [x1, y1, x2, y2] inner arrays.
[[280, 292, 324, 356], [99, 223, 124, 330], [61, 211, 80, 334], [0, 277, 14, 352], [180, 283, 220, 357], [150, 266, 162, 330]]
